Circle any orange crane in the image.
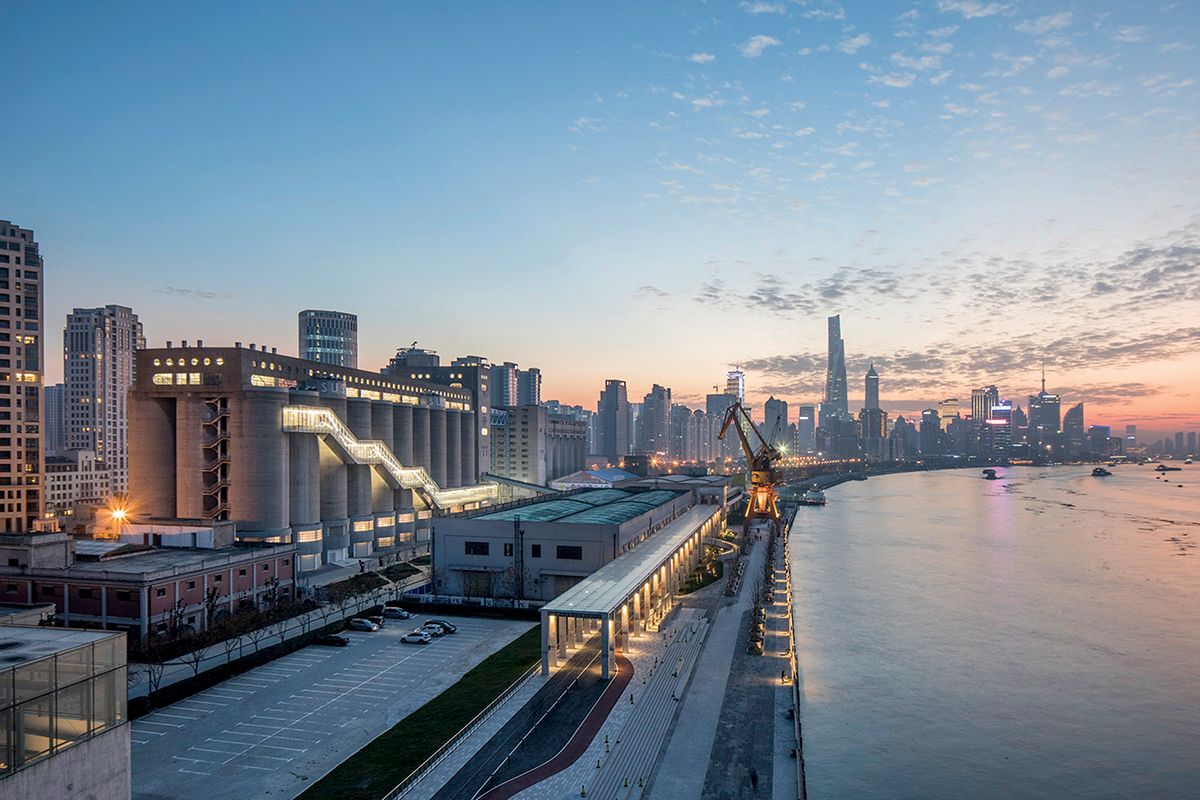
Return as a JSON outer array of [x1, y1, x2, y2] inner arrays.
[[718, 401, 782, 536]]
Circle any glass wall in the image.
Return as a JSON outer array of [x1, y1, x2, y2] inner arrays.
[[0, 633, 127, 776]]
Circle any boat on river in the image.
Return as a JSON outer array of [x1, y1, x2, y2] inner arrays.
[[982, 468, 1000, 480], [799, 486, 827, 506], [1092, 467, 1112, 477]]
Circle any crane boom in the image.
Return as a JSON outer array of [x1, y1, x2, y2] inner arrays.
[[718, 401, 782, 536]]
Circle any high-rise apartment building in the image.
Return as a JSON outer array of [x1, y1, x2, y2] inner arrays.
[[44, 383, 65, 453], [638, 384, 671, 455], [824, 315, 849, 419], [0, 220, 44, 532], [764, 396, 788, 446], [517, 367, 542, 406], [598, 379, 629, 458], [64, 305, 144, 493], [1063, 402, 1085, 455], [490, 362, 519, 407], [298, 309, 357, 368]]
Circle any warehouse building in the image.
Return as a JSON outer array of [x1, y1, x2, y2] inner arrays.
[[432, 486, 713, 602], [128, 342, 498, 572]]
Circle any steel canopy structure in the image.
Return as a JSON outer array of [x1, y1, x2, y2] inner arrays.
[[540, 504, 722, 679]]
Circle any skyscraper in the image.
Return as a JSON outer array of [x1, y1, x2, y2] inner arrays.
[[44, 383, 66, 454], [797, 404, 815, 454], [0, 220, 44, 532], [763, 396, 788, 446], [1027, 371, 1061, 448], [938, 398, 960, 431], [64, 304, 144, 493], [971, 386, 999, 422], [824, 315, 849, 419], [864, 364, 880, 411], [1063, 402, 1085, 456], [706, 392, 738, 460], [725, 369, 745, 403], [298, 309, 357, 367], [598, 379, 629, 458]]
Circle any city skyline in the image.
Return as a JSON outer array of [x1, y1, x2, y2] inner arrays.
[[3, 1, 1198, 432]]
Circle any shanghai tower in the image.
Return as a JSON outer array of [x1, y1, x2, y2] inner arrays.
[[824, 315, 849, 419]]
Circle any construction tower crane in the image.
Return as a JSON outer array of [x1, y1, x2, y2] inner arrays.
[[718, 401, 782, 536]]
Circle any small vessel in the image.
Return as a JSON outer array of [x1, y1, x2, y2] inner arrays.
[[1187, 458, 1195, 465], [1156, 464, 1182, 472], [982, 468, 1000, 480], [799, 486, 827, 506], [1092, 467, 1112, 477]]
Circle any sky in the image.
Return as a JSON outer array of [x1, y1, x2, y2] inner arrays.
[[2, 0, 1198, 437]]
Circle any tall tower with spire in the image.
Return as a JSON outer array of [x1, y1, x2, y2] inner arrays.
[[865, 364, 880, 410], [824, 315, 849, 420]]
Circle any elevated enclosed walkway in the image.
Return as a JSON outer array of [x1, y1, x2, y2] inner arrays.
[[282, 405, 498, 508]]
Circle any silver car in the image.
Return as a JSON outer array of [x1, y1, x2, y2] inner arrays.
[[400, 631, 431, 644]]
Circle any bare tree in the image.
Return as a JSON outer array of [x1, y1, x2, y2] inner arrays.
[[269, 616, 290, 648], [244, 618, 270, 654], [182, 642, 212, 677], [222, 633, 242, 664], [203, 587, 221, 626]]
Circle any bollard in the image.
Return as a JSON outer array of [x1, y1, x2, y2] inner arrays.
[[605, 741, 610, 753], [596, 759, 602, 769], [630, 693, 634, 704], [625, 777, 630, 788], [581, 785, 587, 797], [639, 777, 644, 787]]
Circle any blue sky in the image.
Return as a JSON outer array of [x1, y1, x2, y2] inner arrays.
[[2, 1, 1198, 430]]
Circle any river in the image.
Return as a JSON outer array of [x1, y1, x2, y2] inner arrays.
[[789, 465, 1199, 799]]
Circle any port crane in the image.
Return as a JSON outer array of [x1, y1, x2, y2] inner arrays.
[[718, 401, 782, 536]]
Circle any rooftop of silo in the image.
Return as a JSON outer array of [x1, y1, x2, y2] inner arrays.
[[474, 487, 687, 525]]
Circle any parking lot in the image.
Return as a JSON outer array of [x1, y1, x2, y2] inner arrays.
[[131, 614, 536, 800]]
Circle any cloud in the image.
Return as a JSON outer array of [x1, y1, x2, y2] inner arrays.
[[156, 286, 234, 301], [688, 52, 716, 63], [1015, 11, 1073, 35], [740, 1, 786, 14], [738, 35, 782, 58], [911, 176, 943, 186], [839, 33, 872, 54], [634, 284, 670, 299], [868, 72, 917, 88], [1059, 81, 1119, 98], [892, 52, 942, 71], [1055, 132, 1099, 143], [1113, 25, 1150, 43], [938, 0, 1009, 20]]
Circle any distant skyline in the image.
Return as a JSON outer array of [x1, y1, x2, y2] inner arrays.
[[3, 1, 1197, 433]]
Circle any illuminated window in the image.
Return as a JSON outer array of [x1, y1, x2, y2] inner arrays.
[[166, 358, 174, 366], [216, 357, 224, 366], [352, 520, 374, 533], [152, 358, 161, 366], [250, 374, 276, 387], [296, 529, 322, 543], [376, 515, 395, 527], [190, 358, 198, 366], [203, 358, 211, 366]]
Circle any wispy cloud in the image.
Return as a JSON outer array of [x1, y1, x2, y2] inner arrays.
[[739, 1, 785, 14], [738, 35, 782, 58], [839, 33, 872, 54], [688, 52, 715, 64], [937, 0, 1009, 20], [156, 286, 234, 301], [1015, 11, 1073, 35]]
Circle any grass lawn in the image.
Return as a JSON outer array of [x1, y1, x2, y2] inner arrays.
[[297, 624, 540, 800]]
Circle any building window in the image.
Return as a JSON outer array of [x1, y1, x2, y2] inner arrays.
[[503, 543, 513, 557], [531, 544, 542, 558], [78, 587, 93, 599], [116, 590, 131, 602], [556, 545, 583, 560], [464, 541, 489, 556], [155, 587, 166, 598], [238, 568, 247, 577], [187, 580, 196, 590]]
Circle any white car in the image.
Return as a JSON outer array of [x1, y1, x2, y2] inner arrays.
[[383, 607, 411, 619], [348, 618, 380, 632], [400, 631, 431, 644], [418, 624, 446, 637]]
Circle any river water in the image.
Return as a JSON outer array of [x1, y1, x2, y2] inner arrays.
[[789, 465, 1199, 799]]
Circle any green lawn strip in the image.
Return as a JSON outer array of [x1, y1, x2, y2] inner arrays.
[[297, 624, 540, 800]]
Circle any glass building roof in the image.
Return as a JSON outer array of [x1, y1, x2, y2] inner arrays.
[[475, 488, 684, 524]]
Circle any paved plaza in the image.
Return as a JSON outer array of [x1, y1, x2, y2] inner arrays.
[[131, 614, 534, 800]]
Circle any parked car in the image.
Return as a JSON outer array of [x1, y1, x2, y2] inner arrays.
[[424, 619, 458, 634], [313, 634, 350, 647], [382, 607, 411, 619], [348, 618, 380, 632], [418, 624, 446, 637], [400, 631, 431, 644]]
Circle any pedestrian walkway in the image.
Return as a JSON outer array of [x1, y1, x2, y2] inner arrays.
[[648, 536, 768, 799], [509, 609, 709, 799]]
